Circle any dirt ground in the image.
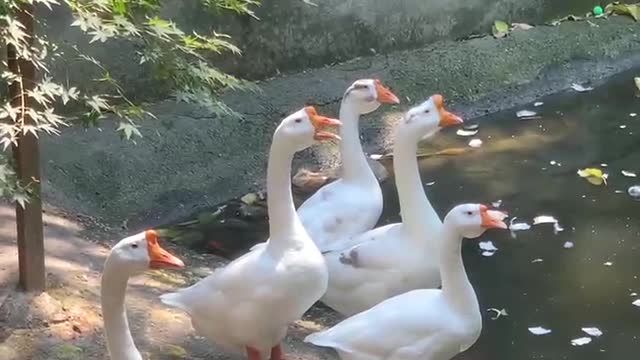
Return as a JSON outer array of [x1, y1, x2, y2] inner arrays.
[[0, 204, 341, 360]]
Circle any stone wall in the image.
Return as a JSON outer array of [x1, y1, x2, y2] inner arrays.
[[40, 0, 592, 99]]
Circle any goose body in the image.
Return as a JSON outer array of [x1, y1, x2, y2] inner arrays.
[[320, 96, 463, 316], [306, 204, 509, 360], [160, 107, 339, 360]]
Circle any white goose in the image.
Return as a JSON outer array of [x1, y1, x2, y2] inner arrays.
[[320, 95, 463, 316], [101, 229, 185, 360], [252, 79, 399, 253], [305, 204, 508, 360], [160, 107, 340, 360]]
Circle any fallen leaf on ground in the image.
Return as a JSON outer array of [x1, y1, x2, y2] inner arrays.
[[606, 2, 640, 21], [572, 83, 594, 92], [511, 22, 534, 30], [492, 20, 510, 38], [571, 337, 592, 346], [582, 327, 603, 337], [577, 168, 608, 185], [529, 327, 552, 335]]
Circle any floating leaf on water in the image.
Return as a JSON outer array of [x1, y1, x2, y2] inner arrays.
[[622, 170, 637, 178], [479, 241, 498, 252], [534, 101, 544, 107], [468, 139, 483, 148], [487, 308, 509, 320], [603, 261, 613, 266], [633, 299, 640, 307], [426, 181, 436, 186], [582, 327, 603, 337], [631, 292, 638, 297], [620, 124, 628, 129], [457, 129, 479, 137], [571, 83, 594, 92], [511, 22, 534, 30], [554, 222, 565, 234], [577, 168, 608, 185], [630, 113, 638, 117], [531, 258, 544, 263], [240, 192, 258, 205], [492, 20, 510, 38], [510, 218, 531, 232], [571, 337, 592, 346], [516, 110, 537, 118], [528, 327, 552, 335], [533, 215, 558, 225], [564, 241, 575, 249]]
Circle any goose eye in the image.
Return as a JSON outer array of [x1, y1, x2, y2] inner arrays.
[[131, 243, 139, 249], [466, 211, 473, 216], [424, 109, 430, 114], [294, 118, 302, 123]]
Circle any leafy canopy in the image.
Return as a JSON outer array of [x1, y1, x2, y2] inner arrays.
[[0, 0, 260, 204]]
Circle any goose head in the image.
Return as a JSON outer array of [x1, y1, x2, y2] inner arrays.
[[400, 94, 463, 140], [343, 79, 400, 114], [275, 106, 341, 152], [108, 229, 184, 274], [444, 204, 508, 239]]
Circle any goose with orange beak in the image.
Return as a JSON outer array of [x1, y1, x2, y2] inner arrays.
[[306, 204, 509, 360], [160, 107, 341, 360], [250, 79, 400, 255], [318, 95, 467, 316], [101, 229, 184, 360]]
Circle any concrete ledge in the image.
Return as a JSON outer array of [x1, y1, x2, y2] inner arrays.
[[41, 17, 640, 226]]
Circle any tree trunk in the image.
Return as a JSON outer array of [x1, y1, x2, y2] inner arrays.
[[7, 2, 46, 292]]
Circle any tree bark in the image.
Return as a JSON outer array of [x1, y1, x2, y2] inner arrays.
[[7, 2, 46, 292]]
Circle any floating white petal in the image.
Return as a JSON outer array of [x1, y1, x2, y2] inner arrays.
[[370, 154, 383, 160], [528, 327, 552, 335], [603, 262, 613, 266], [517, 110, 538, 118], [468, 139, 483, 148], [564, 241, 574, 249], [457, 129, 479, 137], [571, 337, 592, 346], [582, 327, 603, 337], [533, 215, 558, 224], [622, 170, 637, 178], [479, 241, 498, 252], [482, 251, 496, 257], [531, 258, 544, 263], [633, 299, 640, 307], [534, 102, 544, 107]]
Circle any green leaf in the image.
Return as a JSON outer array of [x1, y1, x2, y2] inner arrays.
[[492, 20, 510, 38], [111, 0, 127, 15]]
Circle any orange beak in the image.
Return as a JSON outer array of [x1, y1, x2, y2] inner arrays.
[[432, 94, 463, 127], [145, 229, 185, 269], [479, 205, 508, 229], [374, 80, 400, 104], [304, 106, 342, 141]]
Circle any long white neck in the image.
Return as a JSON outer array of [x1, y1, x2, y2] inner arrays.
[[393, 128, 442, 241], [266, 137, 307, 254], [439, 225, 479, 315], [338, 100, 376, 184], [101, 257, 143, 360]]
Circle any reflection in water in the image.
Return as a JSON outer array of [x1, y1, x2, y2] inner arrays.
[[375, 68, 640, 359]]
